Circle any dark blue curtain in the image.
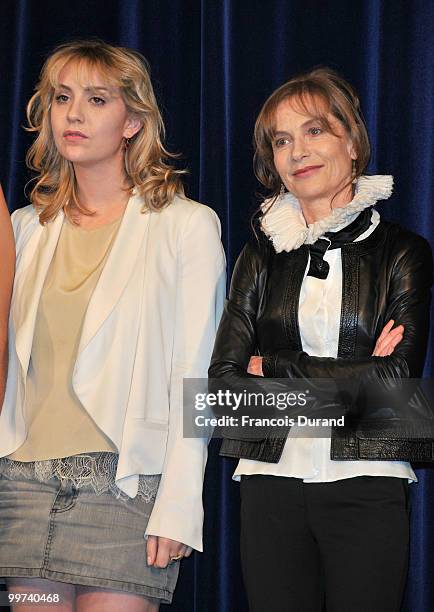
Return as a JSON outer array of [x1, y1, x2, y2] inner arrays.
[[0, 1, 433, 610]]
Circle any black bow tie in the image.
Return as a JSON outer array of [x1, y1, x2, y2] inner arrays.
[[307, 208, 373, 280]]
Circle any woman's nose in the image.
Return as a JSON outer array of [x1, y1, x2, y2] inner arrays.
[[66, 99, 84, 123], [291, 136, 309, 161]]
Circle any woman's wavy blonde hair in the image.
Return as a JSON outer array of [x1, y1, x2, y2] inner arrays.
[[26, 39, 185, 224], [253, 67, 371, 205]]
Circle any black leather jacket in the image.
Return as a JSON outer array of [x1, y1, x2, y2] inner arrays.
[[209, 220, 434, 463]]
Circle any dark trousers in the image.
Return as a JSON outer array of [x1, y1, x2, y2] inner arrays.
[[240, 475, 410, 612]]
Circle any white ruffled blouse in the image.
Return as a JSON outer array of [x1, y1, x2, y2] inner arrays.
[[260, 174, 393, 253]]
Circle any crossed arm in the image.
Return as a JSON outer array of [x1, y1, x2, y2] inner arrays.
[[247, 319, 405, 375], [211, 234, 432, 386]]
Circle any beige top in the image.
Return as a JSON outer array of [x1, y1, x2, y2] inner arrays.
[[9, 216, 122, 461]]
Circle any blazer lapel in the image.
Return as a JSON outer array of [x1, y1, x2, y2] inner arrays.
[[14, 212, 64, 374], [77, 192, 152, 355]]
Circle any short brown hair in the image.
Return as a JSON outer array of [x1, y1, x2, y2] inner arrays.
[[253, 67, 371, 199]]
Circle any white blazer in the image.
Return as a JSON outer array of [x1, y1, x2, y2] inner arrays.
[[0, 192, 226, 551]]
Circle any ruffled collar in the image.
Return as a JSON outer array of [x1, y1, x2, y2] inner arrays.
[[260, 175, 393, 253]]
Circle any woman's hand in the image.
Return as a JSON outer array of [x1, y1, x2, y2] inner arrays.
[[247, 356, 264, 376], [146, 535, 192, 568], [372, 319, 404, 357]]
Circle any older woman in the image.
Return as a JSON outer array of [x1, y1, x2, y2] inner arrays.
[[210, 68, 432, 612], [0, 185, 14, 408], [0, 40, 225, 611]]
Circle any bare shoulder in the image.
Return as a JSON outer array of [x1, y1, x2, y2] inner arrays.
[[0, 185, 11, 220], [0, 186, 15, 302], [0, 186, 14, 247]]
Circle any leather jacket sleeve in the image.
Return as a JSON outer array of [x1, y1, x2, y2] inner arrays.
[[209, 238, 267, 381], [261, 234, 432, 380], [208, 238, 297, 437]]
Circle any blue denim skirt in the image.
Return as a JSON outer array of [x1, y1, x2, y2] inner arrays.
[[0, 458, 179, 603]]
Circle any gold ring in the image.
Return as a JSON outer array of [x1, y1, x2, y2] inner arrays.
[[170, 554, 183, 561]]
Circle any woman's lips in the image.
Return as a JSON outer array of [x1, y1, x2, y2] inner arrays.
[[293, 165, 323, 178], [63, 131, 88, 140]]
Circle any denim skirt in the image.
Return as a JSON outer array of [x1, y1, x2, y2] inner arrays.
[[0, 459, 180, 603]]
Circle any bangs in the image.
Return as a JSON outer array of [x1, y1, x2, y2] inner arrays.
[[47, 54, 122, 93], [265, 87, 335, 141]]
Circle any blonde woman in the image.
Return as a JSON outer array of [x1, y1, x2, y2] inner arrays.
[[0, 40, 225, 611], [0, 185, 14, 407]]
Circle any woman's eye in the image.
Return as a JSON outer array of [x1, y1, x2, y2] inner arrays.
[[90, 96, 106, 105], [274, 137, 290, 147], [54, 94, 69, 104], [308, 126, 323, 136]]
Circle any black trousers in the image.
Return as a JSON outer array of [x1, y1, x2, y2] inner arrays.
[[240, 475, 410, 612]]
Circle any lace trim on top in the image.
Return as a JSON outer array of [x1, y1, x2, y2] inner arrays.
[[0, 453, 160, 504]]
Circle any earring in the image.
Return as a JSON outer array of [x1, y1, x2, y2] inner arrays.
[[124, 137, 131, 151], [351, 160, 357, 183], [279, 183, 286, 197]]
